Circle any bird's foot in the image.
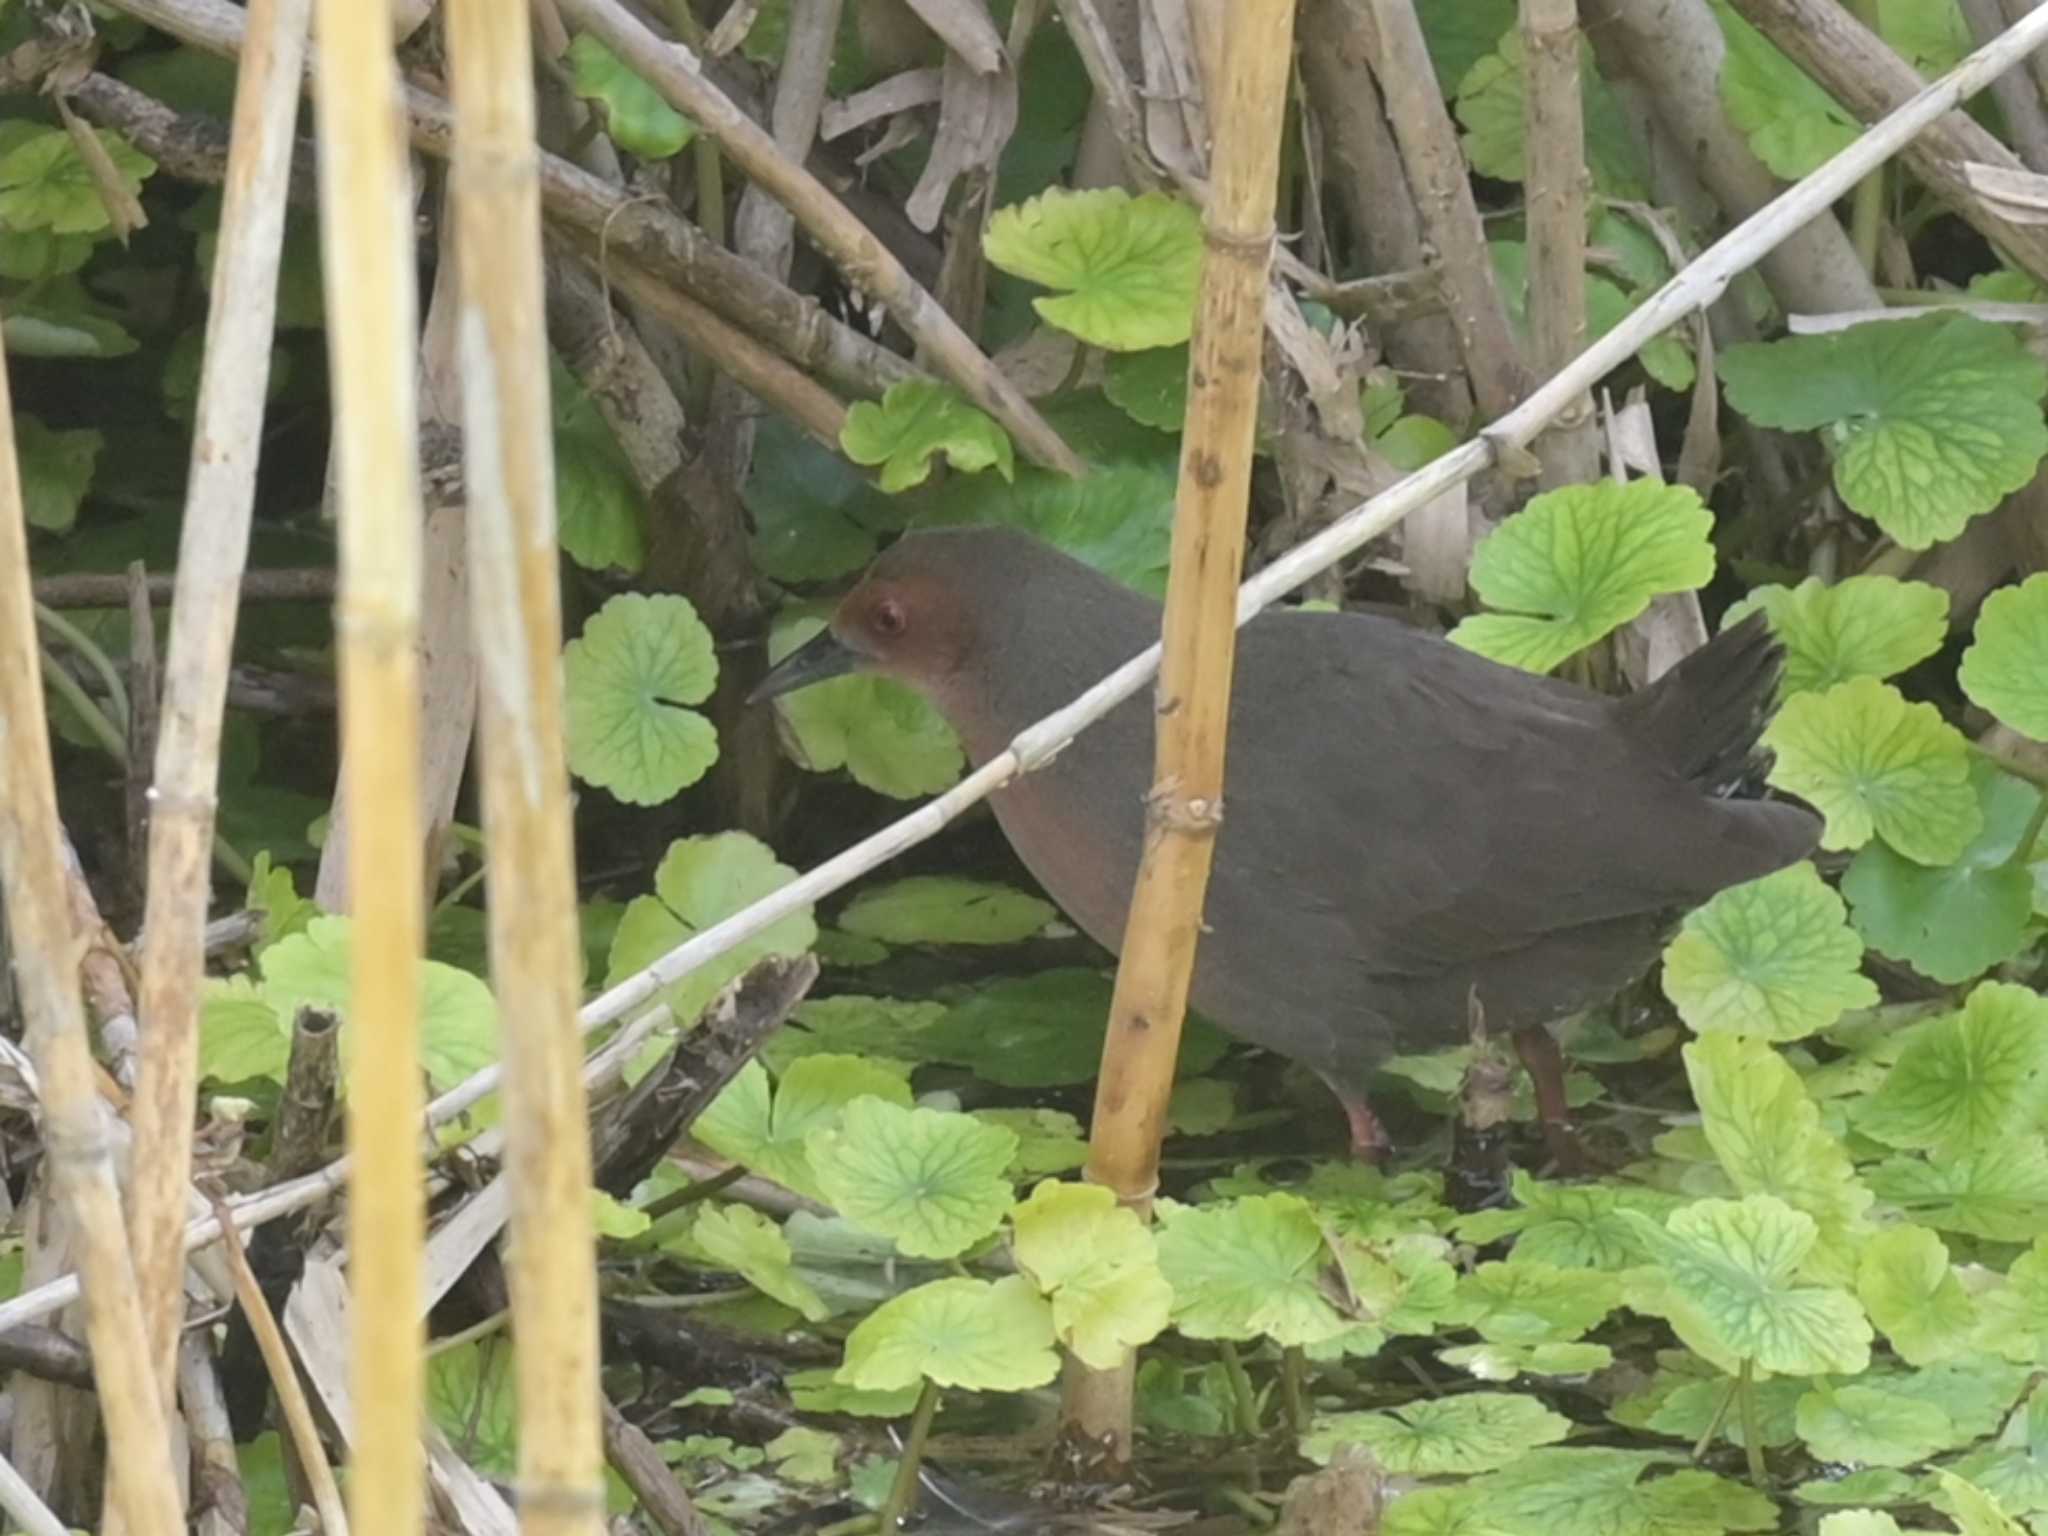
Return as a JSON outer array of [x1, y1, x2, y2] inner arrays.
[[1535, 1115, 1596, 1177]]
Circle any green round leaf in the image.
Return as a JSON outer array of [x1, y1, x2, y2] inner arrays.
[[1455, 1171, 1674, 1271], [15, 414, 100, 534], [1376, 413, 1458, 471], [983, 188, 1202, 350], [564, 593, 718, 806], [3, 296, 138, 359], [785, 1368, 922, 1419], [1682, 1033, 1873, 1286], [1444, 1261, 1621, 1345], [766, 611, 965, 798], [1418, 0, 1515, 92], [0, 126, 154, 236], [918, 459, 1177, 594], [1454, 32, 1646, 194], [758, 995, 944, 1077], [604, 831, 819, 1027], [259, 915, 499, 1092], [1462, 1448, 1778, 1536], [1448, 478, 1716, 673], [1934, 1471, 2031, 1536], [1961, 573, 2048, 741], [1856, 1223, 1976, 1367], [1948, 1385, 2048, 1515], [199, 975, 289, 1086], [1155, 1193, 1350, 1347], [744, 417, 895, 583], [694, 1055, 912, 1201], [1841, 761, 2040, 984], [1719, 315, 2048, 550], [840, 378, 1015, 493], [1012, 1180, 1172, 1368], [1166, 1077, 1237, 1137], [1661, 863, 1877, 1041], [1795, 1383, 1957, 1469], [1623, 1194, 1873, 1375], [919, 969, 1229, 1088], [564, 34, 695, 158], [837, 876, 1054, 946], [1855, 982, 2048, 1156], [1102, 344, 1189, 430], [1867, 1137, 2048, 1243], [553, 367, 647, 573], [836, 1274, 1058, 1392], [691, 1203, 830, 1322], [1303, 1392, 1571, 1476], [1716, 4, 1858, 177], [806, 1097, 1017, 1259], [1762, 676, 1980, 864], [1724, 575, 1949, 699]]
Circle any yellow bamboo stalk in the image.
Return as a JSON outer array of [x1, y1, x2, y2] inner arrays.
[[444, 1, 604, 1532], [0, 349, 184, 1536], [311, 0, 427, 1532], [127, 0, 312, 1423], [1073, 0, 1297, 1453]]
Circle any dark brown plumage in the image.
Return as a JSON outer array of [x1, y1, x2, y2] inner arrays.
[[756, 527, 1821, 1158]]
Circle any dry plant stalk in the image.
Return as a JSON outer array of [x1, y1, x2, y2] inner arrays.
[[0, 354, 183, 1536], [127, 0, 310, 1419], [1366, 0, 1529, 418], [552, 0, 1086, 477], [1070, 0, 1297, 1453], [1732, 0, 2048, 283], [310, 0, 428, 1531], [1520, 0, 1599, 486], [445, 1, 605, 1530]]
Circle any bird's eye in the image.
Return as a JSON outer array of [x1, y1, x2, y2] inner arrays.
[[871, 597, 908, 638]]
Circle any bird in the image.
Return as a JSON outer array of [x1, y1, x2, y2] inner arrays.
[[752, 526, 1821, 1163]]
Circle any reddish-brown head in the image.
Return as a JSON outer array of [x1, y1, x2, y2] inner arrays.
[[750, 529, 1004, 704]]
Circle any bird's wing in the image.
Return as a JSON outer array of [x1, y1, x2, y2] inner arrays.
[[1219, 615, 1771, 977]]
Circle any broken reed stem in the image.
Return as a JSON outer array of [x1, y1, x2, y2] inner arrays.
[[126, 0, 310, 1428], [1071, 0, 1297, 1456], [310, 0, 428, 1531], [0, 327, 184, 1536], [445, 1, 605, 1531]]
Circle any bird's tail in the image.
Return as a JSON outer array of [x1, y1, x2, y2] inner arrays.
[[1612, 611, 1785, 788]]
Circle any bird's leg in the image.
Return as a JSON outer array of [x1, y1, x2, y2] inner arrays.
[[1339, 1093, 1392, 1163], [1512, 1026, 1589, 1174]]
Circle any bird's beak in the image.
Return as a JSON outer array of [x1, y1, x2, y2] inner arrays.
[[748, 626, 864, 704]]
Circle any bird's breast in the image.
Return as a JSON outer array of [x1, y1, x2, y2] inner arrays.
[[986, 755, 1147, 956]]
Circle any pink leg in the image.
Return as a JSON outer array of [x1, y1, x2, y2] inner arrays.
[[1512, 1027, 1589, 1174], [1338, 1093, 1392, 1164]]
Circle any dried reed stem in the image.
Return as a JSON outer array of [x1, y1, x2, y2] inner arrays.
[[446, 0, 605, 1530], [1070, 0, 1297, 1455], [310, 0, 428, 1532], [0, 319, 184, 1536], [127, 0, 311, 1419]]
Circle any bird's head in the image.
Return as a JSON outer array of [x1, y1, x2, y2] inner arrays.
[[748, 527, 1019, 704]]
